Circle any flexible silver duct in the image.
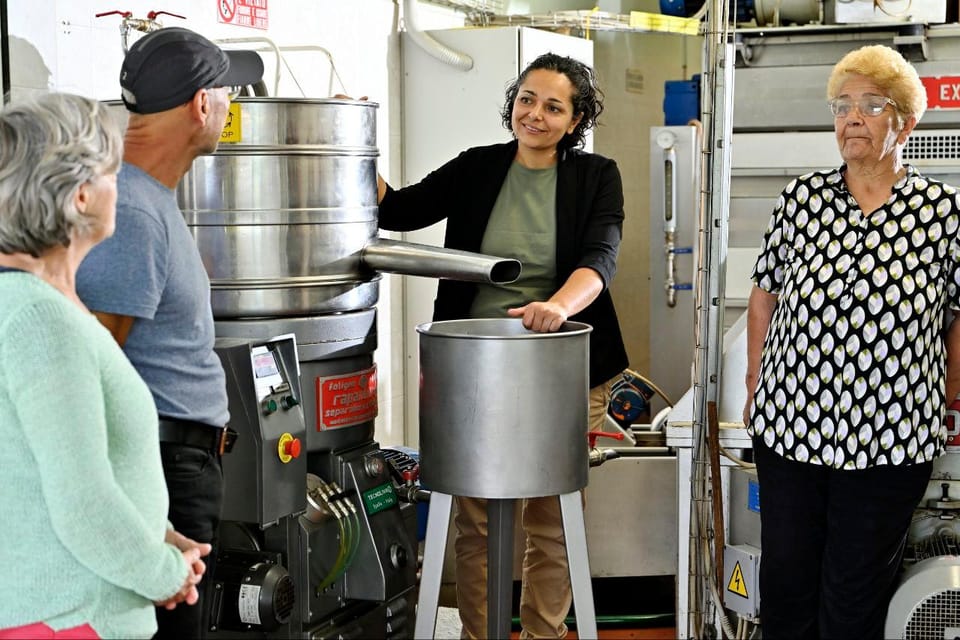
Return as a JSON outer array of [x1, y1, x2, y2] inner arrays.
[[403, 0, 474, 71]]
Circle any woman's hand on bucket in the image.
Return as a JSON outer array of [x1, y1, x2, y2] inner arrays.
[[508, 301, 567, 333]]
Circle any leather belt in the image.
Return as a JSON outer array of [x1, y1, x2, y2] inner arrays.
[[158, 417, 237, 455]]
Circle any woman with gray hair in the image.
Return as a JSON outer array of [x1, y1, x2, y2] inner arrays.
[[0, 93, 206, 639], [742, 44, 958, 638]]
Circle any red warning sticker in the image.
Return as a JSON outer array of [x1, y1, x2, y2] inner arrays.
[[316, 365, 378, 430]]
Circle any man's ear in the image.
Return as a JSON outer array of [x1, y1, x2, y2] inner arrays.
[[187, 88, 210, 124]]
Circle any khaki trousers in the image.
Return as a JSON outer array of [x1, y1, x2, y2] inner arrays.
[[454, 380, 614, 639]]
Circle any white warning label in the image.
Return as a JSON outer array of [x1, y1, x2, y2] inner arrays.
[[238, 583, 263, 624]]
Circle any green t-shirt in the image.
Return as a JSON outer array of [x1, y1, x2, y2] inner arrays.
[[469, 161, 557, 318]]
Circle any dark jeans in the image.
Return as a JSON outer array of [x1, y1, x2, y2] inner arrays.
[[154, 443, 224, 640], [753, 438, 932, 640]]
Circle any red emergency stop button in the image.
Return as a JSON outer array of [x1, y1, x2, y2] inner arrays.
[[277, 433, 302, 463]]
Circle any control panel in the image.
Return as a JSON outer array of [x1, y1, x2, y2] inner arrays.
[[216, 336, 307, 525]]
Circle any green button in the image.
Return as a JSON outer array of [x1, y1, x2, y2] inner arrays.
[[264, 398, 278, 414]]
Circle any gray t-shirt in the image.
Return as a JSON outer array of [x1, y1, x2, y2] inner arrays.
[[470, 161, 558, 318], [77, 162, 228, 427]]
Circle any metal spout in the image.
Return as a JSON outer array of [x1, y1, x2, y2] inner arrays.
[[361, 238, 521, 284]]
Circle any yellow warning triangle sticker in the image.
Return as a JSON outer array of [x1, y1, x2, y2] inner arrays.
[[727, 561, 748, 598]]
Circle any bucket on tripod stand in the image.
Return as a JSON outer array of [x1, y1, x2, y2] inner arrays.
[[417, 318, 591, 499]]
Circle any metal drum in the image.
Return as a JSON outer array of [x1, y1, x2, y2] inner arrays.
[[417, 318, 591, 498], [178, 98, 381, 318]]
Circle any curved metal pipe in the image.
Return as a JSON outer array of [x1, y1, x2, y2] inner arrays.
[[403, 0, 474, 71], [361, 238, 520, 284]]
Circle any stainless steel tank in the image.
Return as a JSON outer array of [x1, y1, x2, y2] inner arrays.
[[178, 98, 518, 318], [417, 318, 591, 498], [182, 97, 519, 452]]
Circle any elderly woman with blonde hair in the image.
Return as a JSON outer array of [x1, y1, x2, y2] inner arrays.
[[743, 45, 958, 638], [0, 93, 207, 640]]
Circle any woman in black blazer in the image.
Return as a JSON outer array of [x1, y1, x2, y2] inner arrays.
[[378, 53, 628, 639]]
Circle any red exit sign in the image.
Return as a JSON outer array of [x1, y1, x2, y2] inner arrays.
[[922, 75, 960, 110]]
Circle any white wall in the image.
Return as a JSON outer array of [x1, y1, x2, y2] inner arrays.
[[4, 0, 465, 448]]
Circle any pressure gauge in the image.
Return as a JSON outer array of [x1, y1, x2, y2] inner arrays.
[[656, 129, 677, 150]]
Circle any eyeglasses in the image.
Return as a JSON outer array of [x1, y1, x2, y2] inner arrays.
[[828, 96, 896, 118], [212, 85, 242, 101]]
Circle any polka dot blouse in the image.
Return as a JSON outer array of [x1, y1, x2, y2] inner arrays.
[[749, 165, 960, 469]]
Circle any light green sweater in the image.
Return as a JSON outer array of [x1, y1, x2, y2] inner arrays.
[[0, 272, 187, 638]]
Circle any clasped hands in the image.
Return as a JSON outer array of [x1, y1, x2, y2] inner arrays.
[[155, 529, 212, 610]]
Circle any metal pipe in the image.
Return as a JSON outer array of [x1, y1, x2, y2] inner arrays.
[[403, 0, 474, 71], [213, 37, 284, 95], [361, 238, 520, 285]]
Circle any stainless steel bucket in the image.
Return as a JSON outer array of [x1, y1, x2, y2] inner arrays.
[[417, 318, 591, 498]]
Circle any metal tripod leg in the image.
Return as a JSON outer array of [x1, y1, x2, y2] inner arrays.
[[560, 490, 597, 640], [414, 491, 452, 639], [487, 498, 515, 639]]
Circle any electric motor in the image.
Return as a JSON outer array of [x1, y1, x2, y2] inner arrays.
[[210, 550, 296, 633]]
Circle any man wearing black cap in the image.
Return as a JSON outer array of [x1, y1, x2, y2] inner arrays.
[[76, 27, 263, 639]]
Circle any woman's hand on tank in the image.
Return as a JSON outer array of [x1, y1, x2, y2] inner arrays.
[[332, 93, 369, 101], [508, 301, 568, 333]]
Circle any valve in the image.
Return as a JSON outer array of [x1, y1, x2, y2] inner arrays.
[[94, 9, 184, 52], [147, 10, 186, 20], [587, 429, 625, 449], [587, 430, 624, 468], [589, 448, 621, 467], [395, 468, 430, 503]]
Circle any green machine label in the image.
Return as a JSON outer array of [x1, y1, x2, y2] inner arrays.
[[362, 482, 398, 515]]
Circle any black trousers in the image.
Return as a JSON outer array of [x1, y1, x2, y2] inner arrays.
[[154, 443, 224, 640], [752, 438, 932, 640]]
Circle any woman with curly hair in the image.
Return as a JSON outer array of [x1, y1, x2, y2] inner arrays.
[[377, 52, 629, 639]]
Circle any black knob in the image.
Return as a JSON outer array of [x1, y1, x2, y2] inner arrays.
[[281, 395, 299, 410]]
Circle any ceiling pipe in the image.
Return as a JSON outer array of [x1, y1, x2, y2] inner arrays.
[[403, 0, 474, 71]]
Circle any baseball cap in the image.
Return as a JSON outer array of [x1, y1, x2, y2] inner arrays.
[[120, 27, 264, 114]]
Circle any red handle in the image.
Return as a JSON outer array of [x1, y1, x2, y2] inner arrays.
[[147, 10, 186, 19], [587, 429, 626, 448]]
